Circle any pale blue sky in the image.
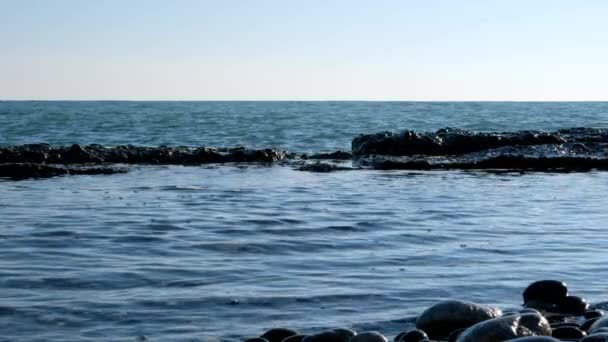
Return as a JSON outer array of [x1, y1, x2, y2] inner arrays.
[[1, 0, 607, 100]]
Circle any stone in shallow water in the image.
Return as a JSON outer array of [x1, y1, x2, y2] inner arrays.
[[582, 333, 608, 342], [590, 317, 608, 334], [522, 280, 568, 304], [303, 329, 356, 342], [244, 338, 269, 342], [394, 329, 428, 342], [282, 335, 306, 342], [583, 317, 602, 332], [260, 328, 298, 342], [551, 326, 586, 339], [349, 332, 387, 342], [586, 310, 606, 320], [455, 313, 551, 342], [415, 299, 502, 339], [504, 337, 561, 342], [556, 295, 590, 315]]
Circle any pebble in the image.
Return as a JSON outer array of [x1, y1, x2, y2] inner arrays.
[[261, 328, 298, 342], [415, 299, 501, 339], [349, 331, 387, 342]]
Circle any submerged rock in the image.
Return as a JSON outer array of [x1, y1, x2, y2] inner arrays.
[[415, 299, 502, 339], [455, 313, 551, 342]]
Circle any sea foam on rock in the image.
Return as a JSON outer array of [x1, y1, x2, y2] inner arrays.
[[415, 299, 502, 339]]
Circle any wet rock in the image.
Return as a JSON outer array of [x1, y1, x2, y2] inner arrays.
[[349, 332, 387, 342], [583, 317, 601, 332], [447, 328, 467, 342], [297, 162, 352, 172], [455, 313, 551, 342], [550, 321, 580, 329], [586, 310, 606, 320], [504, 337, 561, 342], [520, 308, 542, 315], [244, 338, 269, 342], [260, 328, 298, 342], [0, 163, 127, 180], [581, 333, 608, 342], [394, 329, 428, 342], [303, 329, 356, 342], [590, 317, 608, 333], [556, 295, 589, 315], [523, 280, 568, 304], [307, 151, 353, 160], [282, 335, 306, 342], [551, 326, 586, 339], [351, 128, 567, 157], [415, 299, 502, 339], [0, 144, 288, 166]]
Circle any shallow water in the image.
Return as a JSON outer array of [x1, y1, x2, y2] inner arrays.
[[1, 102, 608, 341]]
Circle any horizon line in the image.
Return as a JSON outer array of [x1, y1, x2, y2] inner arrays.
[[2, 99, 608, 103]]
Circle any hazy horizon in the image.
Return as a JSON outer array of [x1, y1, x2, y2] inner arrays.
[[2, 0, 607, 101]]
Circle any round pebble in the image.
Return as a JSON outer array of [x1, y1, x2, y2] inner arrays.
[[523, 280, 568, 304], [551, 326, 586, 339], [395, 329, 428, 342], [349, 331, 387, 342], [261, 328, 298, 342]]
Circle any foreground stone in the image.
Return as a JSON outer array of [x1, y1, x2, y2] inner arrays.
[[415, 299, 502, 339], [455, 313, 551, 342], [260, 328, 298, 342], [302, 328, 356, 342]]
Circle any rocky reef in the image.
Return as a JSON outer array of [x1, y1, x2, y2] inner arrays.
[[351, 128, 608, 172], [241, 280, 608, 342], [3, 127, 608, 179]]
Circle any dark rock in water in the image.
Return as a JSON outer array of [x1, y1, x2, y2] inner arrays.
[[307, 151, 353, 160], [245, 338, 270, 342], [455, 313, 551, 342], [297, 162, 353, 173], [447, 328, 467, 342], [349, 332, 387, 342], [351, 128, 568, 156], [590, 317, 608, 333], [260, 328, 298, 342], [587, 310, 606, 319], [394, 329, 428, 342], [520, 309, 542, 315], [583, 318, 602, 332], [582, 333, 608, 342], [415, 299, 502, 339], [351, 128, 608, 172], [282, 335, 306, 342], [0, 163, 127, 180], [523, 300, 559, 313], [523, 280, 568, 304], [550, 321, 581, 329], [303, 329, 356, 342], [504, 337, 561, 342], [551, 326, 586, 339], [556, 295, 589, 315], [0, 144, 287, 166]]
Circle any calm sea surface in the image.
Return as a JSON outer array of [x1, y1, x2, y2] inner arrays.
[[1, 102, 608, 341]]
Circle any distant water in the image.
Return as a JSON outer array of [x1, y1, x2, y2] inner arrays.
[[1, 101, 608, 341]]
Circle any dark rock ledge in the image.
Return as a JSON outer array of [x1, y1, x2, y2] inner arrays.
[[3, 127, 608, 179]]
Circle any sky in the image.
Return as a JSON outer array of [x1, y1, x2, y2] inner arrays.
[[1, 0, 607, 100]]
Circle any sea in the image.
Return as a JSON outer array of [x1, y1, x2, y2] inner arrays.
[[1, 101, 608, 342]]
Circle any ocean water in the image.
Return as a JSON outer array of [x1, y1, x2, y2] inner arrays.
[[1, 101, 608, 342]]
